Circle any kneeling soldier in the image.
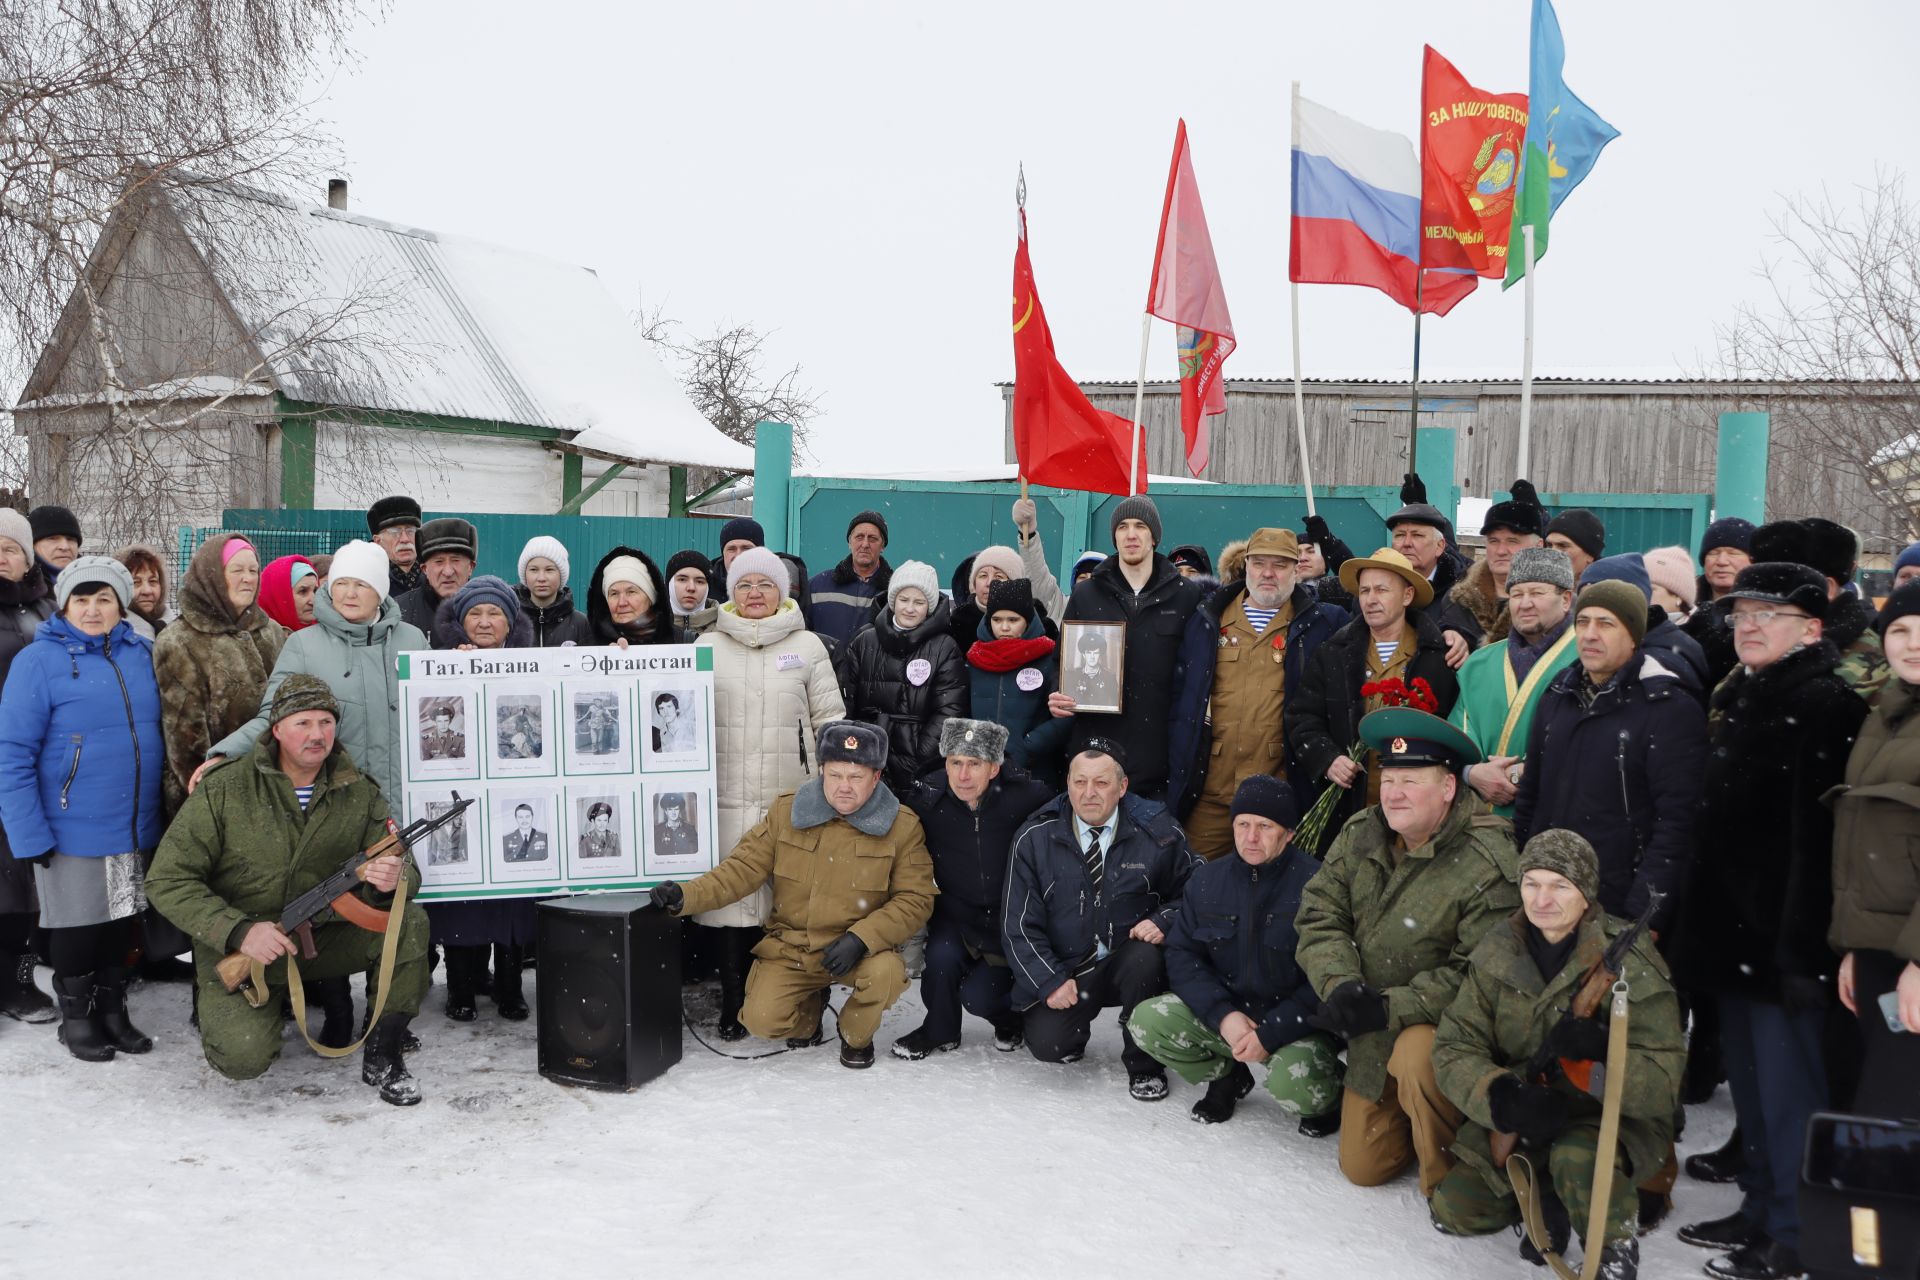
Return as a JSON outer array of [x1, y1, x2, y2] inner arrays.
[[1129, 775, 1345, 1128], [147, 676, 432, 1104], [1295, 707, 1520, 1196], [1429, 830, 1682, 1280], [650, 721, 935, 1068]]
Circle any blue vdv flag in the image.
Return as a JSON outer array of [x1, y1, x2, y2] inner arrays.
[[1504, 0, 1620, 287]]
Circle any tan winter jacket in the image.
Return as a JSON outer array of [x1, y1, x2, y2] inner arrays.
[[693, 600, 846, 927], [1447, 557, 1512, 645]]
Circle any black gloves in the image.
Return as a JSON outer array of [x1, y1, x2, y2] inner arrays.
[[1303, 514, 1332, 547], [1510, 478, 1541, 509], [28, 848, 54, 869], [1400, 472, 1427, 505], [648, 881, 683, 913], [1307, 980, 1390, 1038], [1544, 1015, 1609, 1063], [821, 932, 868, 977], [1488, 1074, 1572, 1146]]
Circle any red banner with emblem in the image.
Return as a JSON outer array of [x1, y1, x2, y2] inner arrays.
[[1420, 46, 1529, 279]]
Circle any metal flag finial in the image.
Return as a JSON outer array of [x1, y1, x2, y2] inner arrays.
[[1016, 162, 1026, 210]]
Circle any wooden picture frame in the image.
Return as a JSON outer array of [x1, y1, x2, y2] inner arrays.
[[1060, 620, 1126, 714]]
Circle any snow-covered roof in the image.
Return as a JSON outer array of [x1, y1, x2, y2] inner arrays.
[[172, 184, 752, 471]]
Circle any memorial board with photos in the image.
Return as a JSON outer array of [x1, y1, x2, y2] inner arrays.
[[399, 644, 718, 901]]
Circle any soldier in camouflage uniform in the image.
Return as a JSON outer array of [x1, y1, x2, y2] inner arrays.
[[1429, 830, 1683, 1280], [1296, 708, 1520, 1196]]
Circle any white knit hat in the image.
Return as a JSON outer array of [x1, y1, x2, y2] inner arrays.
[[518, 535, 571, 587], [726, 546, 790, 606], [887, 559, 940, 609], [601, 553, 654, 601], [328, 539, 392, 602]]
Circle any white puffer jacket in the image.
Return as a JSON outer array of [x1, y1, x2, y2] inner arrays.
[[693, 600, 846, 927]]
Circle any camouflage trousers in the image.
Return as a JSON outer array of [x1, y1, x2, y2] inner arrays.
[[1429, 1118, 1639, 1248], [192, 906, 431, 1081], [1125, 993, 1344, 1117]]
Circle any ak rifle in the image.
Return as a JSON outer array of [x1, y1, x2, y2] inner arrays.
[[1488, 892, 1661, 1168], [214, 793, 475, 994]]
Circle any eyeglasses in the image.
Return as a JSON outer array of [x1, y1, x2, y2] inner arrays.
[[1728, 607, 1811, 628]]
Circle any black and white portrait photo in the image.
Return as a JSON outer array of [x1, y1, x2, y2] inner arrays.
[[426, 799, 469, 866], [495, 695, 544, 760], [649, 689, 696, 753], [575, 692, 620, 755], [651, 791, 700, 859], [499, 800, 550, 862], [1060, 621, 1125, 714], [418, 696, 468, 761], [576, 797, 621, 859], [564, 684, 634, 775]]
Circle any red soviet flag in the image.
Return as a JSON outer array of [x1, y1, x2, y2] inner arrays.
[[1147, 119, 1235, 477], [1420, 46, 1529, 279], [1013, 209, 1147, 496]]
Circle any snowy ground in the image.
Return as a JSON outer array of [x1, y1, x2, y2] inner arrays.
[[6, 969, 1741, 1280]]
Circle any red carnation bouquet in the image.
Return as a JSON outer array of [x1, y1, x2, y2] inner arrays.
[[1296, 676, 1439, 851]]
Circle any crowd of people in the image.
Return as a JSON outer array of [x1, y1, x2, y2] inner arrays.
[[1, 480, 1918, 1280]]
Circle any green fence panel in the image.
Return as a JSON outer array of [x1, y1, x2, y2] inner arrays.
[[1528, 492, 1711, 558]]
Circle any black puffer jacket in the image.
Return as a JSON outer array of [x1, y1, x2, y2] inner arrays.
[[1061, 553, 1208, 798], [0, 573, 53, 887], [1681, 589, 1741, 693], [1283, 606, 1461, 851], [904, 768, 1054, 956], [1676, 641, 1868, 1002], [839, 595, 969, 791], [513, 585, 594, 647], [584, 546, 675, 647]]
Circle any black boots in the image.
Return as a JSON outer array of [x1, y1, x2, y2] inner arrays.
[[52, 973, 116, 1061], [313, 976, 356, 1049], [839, 1038, 874, 1069], [490, 944, 529, 1020], [1298, 1109, 1342, 1138], [1518, 1190, 1571, 1266], [715, 927, 756, 1042], [1190, 1062, 1255, 1124], [92, 967, 153, 1053], [1595, 1238, 1639, 1280], [890, 1025, 960, 1060], [1685, 1128, 1746, 1183], [0, 952, 56, 1023], [443, 945, 482, 1021], [361, 1013, 422, 1106]]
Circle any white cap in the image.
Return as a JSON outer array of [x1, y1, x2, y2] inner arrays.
[[329, 540, 391, 602], [518, 535, 570, 587]]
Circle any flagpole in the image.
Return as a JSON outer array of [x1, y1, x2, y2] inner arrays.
[[1127, 311, 1151, 496], [1517, 223, 1537, 479], [1409, 272, 1424, 477], [1289, 82, 1317, 518]]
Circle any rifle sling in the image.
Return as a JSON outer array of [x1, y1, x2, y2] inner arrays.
[[246, 872, 412, 1060], [1506, 979, 1631, 1280]]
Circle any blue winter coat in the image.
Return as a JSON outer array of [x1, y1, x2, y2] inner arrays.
[[964, 608, 1071, 783], [1164, 844, 1323, 1052], [1167, 581, 1349, 815], [1001, 791, 1201, 1010], [0, 615, 164, 858]]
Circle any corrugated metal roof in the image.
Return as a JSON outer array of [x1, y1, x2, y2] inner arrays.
[[173, 184, 752, 471]]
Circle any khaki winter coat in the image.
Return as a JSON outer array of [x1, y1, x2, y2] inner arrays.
[[1296, 790, 1521, 1101], [1446, 558, 1512, 646], [1433, 908, 1684, 1189], [693, 600, 846, 927], [677, 779, 935, 963], [1829, 678, 1920, 962], [152, 539, 286, 817]]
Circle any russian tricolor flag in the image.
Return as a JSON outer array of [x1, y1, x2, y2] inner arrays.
[[1290, 91, 1477, 317]]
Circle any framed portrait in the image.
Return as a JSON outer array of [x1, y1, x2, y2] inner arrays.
[[566, 785, 638, 881], [486, 685, 557, 778], [1059, 620, 1125, 714], [563, 682, 633, 775], [640, 682, 709, 773], [407, 686, 482, 782], [410, 786, 483, 888], [490, 789, 560, 883], [643, 786, 711, 877]]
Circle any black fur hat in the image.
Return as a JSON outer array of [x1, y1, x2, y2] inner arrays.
[[1719, 561, 1830, 621], [1753, 518, 1857, 586], [818, 720, 888, 771], [1481, 500, 1544, 538]]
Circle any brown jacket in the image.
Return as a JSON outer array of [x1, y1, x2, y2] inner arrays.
[[1447, 558, 1512, 645], [152, 538, 285, 816], [1200, 592, 1293, 807], [677, 778, 936, 962], [1828, 678, 1920, 962]]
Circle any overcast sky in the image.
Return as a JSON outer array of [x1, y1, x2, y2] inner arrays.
[[313, 0, 1920, 472]]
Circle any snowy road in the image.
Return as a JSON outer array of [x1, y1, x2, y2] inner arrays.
[[5, 973, 1739, 1279]]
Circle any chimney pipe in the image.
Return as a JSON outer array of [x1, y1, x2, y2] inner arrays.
[[326, 179, 348, 211]]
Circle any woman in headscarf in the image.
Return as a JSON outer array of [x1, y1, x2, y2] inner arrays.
[[256, 554, 318, 633], [115, 543, 172, 640], [429, 576, 538, 1021]]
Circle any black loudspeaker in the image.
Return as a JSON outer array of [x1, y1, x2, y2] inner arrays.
[[536, 894, 681, 1091], [1799, 1111, 1920, 1279]]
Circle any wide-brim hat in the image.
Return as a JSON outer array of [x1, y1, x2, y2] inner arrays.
[[1360, 707, 1481, 770], [1338, 547, 1434, 609]]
